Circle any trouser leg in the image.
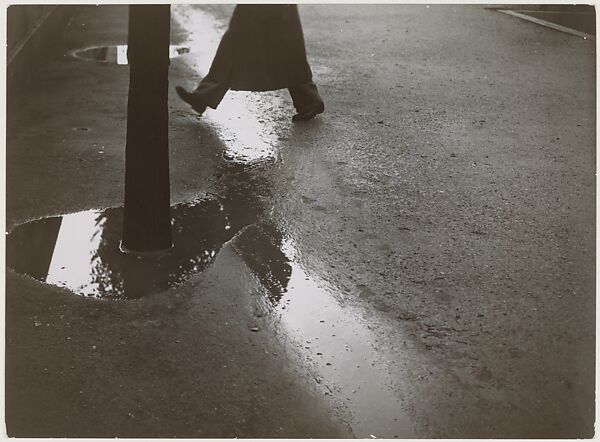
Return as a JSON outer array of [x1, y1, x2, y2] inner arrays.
[[189, 26, 235, 109], [288, 81, 324, 112], [192, 78, 229, 109]]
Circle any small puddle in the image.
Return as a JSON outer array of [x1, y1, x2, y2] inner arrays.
[[172, 5, 286, 163], [73, 45, 190, 65], [234, 226, 415, 438]]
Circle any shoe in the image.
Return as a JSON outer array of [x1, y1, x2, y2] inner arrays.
[[292, 102, 325, 122], [175, 86, 207, 115]]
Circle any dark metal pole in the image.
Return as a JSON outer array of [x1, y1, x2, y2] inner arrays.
[[121, 5, 172, 253]]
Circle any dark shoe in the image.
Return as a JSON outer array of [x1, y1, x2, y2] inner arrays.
[[175, 86, 207, 115], [292, 102, 325, 122]]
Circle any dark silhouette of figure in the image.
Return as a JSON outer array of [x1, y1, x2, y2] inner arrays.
[[176, 4, 324, 121]]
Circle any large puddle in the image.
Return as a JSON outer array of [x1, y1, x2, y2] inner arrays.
[[6, 198, 252, 299], [6, 162, 269, 300]]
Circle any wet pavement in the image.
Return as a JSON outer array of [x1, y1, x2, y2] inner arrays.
[[6, 158, 416, 437], [5, 3, 596, 439], [7, 215, 417, 437]]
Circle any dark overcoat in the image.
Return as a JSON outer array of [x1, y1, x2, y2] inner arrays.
[[206, 4, 314, 91]]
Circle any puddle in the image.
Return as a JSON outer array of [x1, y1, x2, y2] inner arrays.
[[234, 225, 415, 438], [6, 198, 248, 299], [73, 45, 190, 65], [172, 5, 286, 163], [6, 160, 273, 300]]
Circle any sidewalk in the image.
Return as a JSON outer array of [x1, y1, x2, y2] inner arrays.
[[6, 4, 596, 438]]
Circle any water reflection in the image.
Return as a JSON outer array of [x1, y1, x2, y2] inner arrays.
[[231, 225, 415, 438], [233, 224, 291, 304], [6, 163, 291, 301], [6, 201, 219, 298], [73, 45, 190, 65]]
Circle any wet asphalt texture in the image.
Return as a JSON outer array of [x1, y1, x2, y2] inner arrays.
[[5, 4, 595, 438]]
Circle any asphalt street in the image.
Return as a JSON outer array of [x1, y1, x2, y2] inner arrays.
[[5, 4, 595, 438]]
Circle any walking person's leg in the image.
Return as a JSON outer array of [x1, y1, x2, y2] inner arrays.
[[289, 81, 325, 121], [175, 79, 228, 115], [175, 20, 237, 114]]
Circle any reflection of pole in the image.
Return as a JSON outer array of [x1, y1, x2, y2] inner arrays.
[[121, 5, 172, 253]]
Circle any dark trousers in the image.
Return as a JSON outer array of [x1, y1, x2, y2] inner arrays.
[[193, 77, 323, 113]]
